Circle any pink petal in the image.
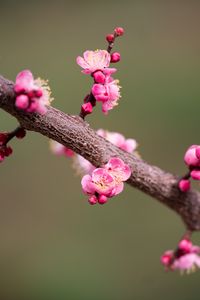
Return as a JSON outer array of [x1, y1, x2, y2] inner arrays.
[[81, 174, 95, 195], [106, 157, 131, 181], [76, 56, 90, 69]]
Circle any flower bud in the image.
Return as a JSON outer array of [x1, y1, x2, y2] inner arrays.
[[93, 71, 106, 84], [88, 195, 98, 205], [190, 170, 200, 180], [15, 95, 29, 110], [114, 27, 124, 36], [184, 145, 199, 167], [81, 103, 93, 114], [106, 34, 115, 43], [178, 179, 190, 192], [98, 195, 108, 204], [111, 52, 121, 63]]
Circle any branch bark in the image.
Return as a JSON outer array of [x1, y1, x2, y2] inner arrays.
[[1, 75, 200, 231]]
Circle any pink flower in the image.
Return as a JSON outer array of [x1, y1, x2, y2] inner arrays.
[[105, 157, 131, 182], [50, 140, 74, 157], [81, 168, 115, 196], [173, 253, 200, 272], [92, 77, 121, 114], [81, 157, 131, 204], [14, 70, 52, 115], [76, 50, 111, 74], [161, 239, 200, 273]]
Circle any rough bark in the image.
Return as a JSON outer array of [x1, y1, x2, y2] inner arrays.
[[1, 75, 200, 231]]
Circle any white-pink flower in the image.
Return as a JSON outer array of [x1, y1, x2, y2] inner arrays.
[[14, 70, 52, 115], [105, 157, 131, 183], [173, 253, 200, 272], [81, 168, 116, 197], [161, 238, 200, 273], [76, 50, 111, 74]]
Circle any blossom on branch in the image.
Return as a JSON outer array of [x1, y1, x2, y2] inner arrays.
[[161, 238, 200, 273], [76, 50, 111, 75], [81, 157, 131, 205], [179, 145, 200, 192], [14, 70, 52, 114]]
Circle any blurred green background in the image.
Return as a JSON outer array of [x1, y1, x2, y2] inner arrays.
[[0, 0, 200, 299]]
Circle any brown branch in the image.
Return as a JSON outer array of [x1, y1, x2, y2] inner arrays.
[[1, 75, 200, 231]]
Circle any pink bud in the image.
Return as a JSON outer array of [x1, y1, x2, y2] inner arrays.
[[196, 146, 200, 159], [81, 103, 93, 114], [93, 71, 106, 84], [88, 195, 98, 205], [178, 239, 192, 253], [16, 128, 26, 139], [111, 52, 121, 63], [15, 95, 29, 110], [114, 27, 124, 36], [64, 148, 74, 157], [178, 179, 190, 192], [161, 251, 173, 266], [35, 89, 43, 97], [190, 170, 200, 180], [98, 195, 108, 205], [106, 34, 115, 43], [184, 145, 199, 167]]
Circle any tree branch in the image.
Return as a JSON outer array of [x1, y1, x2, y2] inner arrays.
[[1, 74, 200, 231]]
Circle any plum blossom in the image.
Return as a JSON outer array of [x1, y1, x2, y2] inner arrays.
[[178, 145, 200, 192], [81, 157, 131, 205], [92, 76, 121, 114], [76, 50, 111, 74], [161, 238, 200, 273], [14, 70, 52, 115]]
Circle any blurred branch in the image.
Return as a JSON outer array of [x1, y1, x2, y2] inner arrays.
[[1, 74, 200, 231]]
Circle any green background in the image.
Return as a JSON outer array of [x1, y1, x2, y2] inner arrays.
[[0, 0, 200, 299]]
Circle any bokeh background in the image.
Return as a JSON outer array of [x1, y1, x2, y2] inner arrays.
[[0, 0, 200, 299]]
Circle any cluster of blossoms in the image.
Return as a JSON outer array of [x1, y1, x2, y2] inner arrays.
[[179, 145, 200, 192], [161, 238, 200, 273], [77, 27, 124, 117], [0, 128, 26, 163], [14, 70, 52, 115], [81, 157, 131, 205]]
